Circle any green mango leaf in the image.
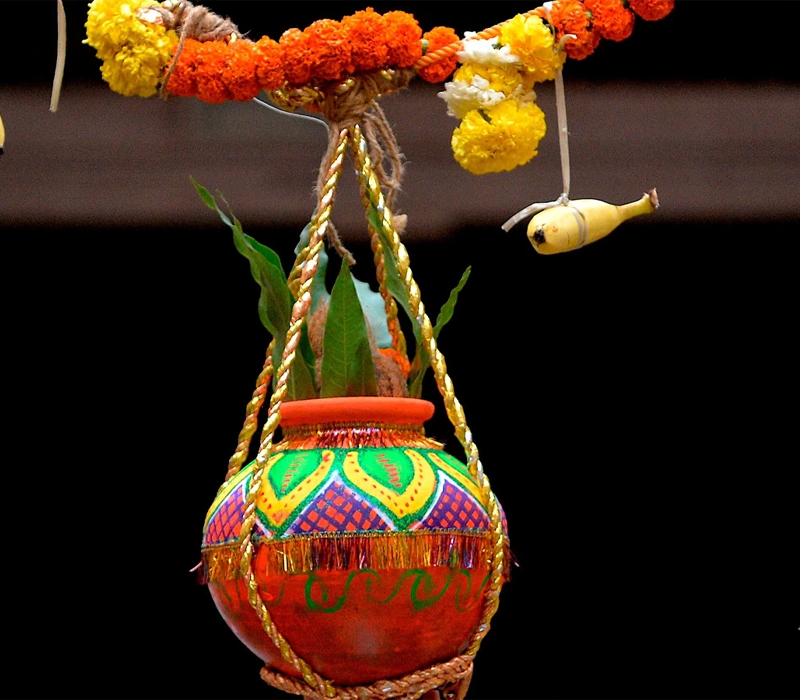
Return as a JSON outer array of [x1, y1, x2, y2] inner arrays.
[[192, 178, 317, 400], [367, 205, 429, 398], [409, 266, 471, 397], [353, 276, 393, 348], [320, 260, 379, 397], [434, 266, 471, 339]]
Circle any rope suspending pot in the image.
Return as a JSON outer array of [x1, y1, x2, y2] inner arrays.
[[200, 71, 510, 698]]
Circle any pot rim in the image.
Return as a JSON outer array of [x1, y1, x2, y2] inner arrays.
[[280, 396, 435, 427]]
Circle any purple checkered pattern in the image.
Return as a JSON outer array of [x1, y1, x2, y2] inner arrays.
[[286, 479, 393, 535], [422, 478, 489, 530]]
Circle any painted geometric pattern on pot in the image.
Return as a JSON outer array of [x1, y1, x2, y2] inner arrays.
[[284, 473, 394, 536], [255, 449, 335, 530], [204, 447, 492, 539], [424, 451, 488, 509], [415, 472, 490, 531], [340, 448, 439, 528], [203, 464, 273, 546]]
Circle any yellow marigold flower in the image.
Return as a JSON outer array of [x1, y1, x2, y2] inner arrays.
[[451, 99, 546, 175], [498, 14, 565, 83], [85, 0, 178, 97]]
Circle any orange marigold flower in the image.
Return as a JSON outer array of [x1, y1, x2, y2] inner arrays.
[[279, 27, 315, 87], [548, 0, 600, 60], [253, 36, 285, 91], [628, 0, 674, 21], [383, 11, 423, 68], [305, 18, 353, 82], [194, 40, 232, 104], [165, 37, 202, 98], [222, 40, 260, 102], [417, 26, 459, 83], [341, 7, 390, 73], [585, 0, 635, 41], [377, 347, 411, 379]]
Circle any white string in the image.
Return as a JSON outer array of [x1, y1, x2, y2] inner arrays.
[[554, 67, 570, 199], [251, 96, 329, 133], [502, 3, 576, 232], [501, 193, 567, 232], [568, 204, 588, 248], [50, 0, 67, 112]]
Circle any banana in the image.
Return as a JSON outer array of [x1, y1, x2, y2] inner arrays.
[[528, 189, 659, 255], [0, 110, 5, 156]]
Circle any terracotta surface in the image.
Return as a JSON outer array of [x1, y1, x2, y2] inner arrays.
[[204, 396, 500, 685], [210, 563, 489, 685], [279, 396, 436, 427]]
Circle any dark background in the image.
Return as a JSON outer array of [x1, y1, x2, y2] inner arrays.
[[3, 2, 799, 700]]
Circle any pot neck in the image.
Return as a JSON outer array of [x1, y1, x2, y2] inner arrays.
[[275, 397, 440, 450]]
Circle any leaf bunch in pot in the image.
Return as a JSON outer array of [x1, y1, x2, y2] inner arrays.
[[194, 179, 470, 401]]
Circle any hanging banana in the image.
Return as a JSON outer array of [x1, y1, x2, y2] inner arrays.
[[527, 189, 659, 255], [0, 110, 5, 156]]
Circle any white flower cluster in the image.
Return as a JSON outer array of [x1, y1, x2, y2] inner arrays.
[[438, 33, 535, 120], [455, 32, 520, 65]]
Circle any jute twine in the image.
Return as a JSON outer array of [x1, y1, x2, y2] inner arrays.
[[261, 655, 474, 700], [304, 68, 414, 265], [142, 0, 242, 97]]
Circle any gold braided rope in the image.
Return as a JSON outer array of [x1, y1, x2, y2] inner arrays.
[[368, 196, 407, 360], [349, 124, 506, 659], [236, 127, 350, 699], [261, 654, 474, 700], [220, 343, 274, 488], [232, 125, 490, 700], [413, 8, 541, 70]]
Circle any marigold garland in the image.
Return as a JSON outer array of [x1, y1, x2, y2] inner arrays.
[[86, 0, 675, 172], [628, 0, 675, 22], [86, 1, 674, 101], [498, 13, 565, 83], [164, 36, 201, 97], [223, 39, 261, 102], [84, 0, 178, 98], [341, 7, 390, 73], [417, 26, 461, 84], [278, 27, 314, 88], [584, 0, 636, 42], [253, 36, 285, 91], [194, 40, 231, 104], [451, 100, 547, 175], [304, 19, 353, 82], [383, 11, 424, 68], [540, 0, 600, 60]]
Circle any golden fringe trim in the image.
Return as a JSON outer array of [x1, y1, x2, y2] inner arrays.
[[275, 424, 444, 450], [200, 531, 512, 584]]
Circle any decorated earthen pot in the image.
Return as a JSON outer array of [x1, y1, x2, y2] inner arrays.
[[200, 397, 509, 685]]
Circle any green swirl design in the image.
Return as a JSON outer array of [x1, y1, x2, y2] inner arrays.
[[299, 567, 487, 613]]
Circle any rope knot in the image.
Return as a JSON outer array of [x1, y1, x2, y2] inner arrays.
[[140, 0, 241, 98], [142, 0, 239, 39], [319, 69, 414, 127]]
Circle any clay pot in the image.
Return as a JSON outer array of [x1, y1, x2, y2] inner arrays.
[[201, 397, 508, 685]]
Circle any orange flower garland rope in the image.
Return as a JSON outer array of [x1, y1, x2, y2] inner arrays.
[[414, 0, 674, 69], [127, 0, 675, 106]]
